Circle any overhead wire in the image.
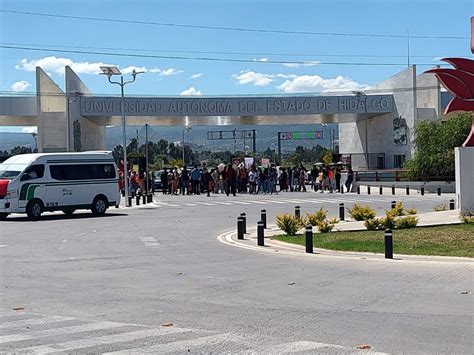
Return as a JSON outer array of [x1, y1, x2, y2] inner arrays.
[[0, 9, 468, 40]]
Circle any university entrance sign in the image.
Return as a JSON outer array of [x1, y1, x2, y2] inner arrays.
[[80, 95, 393, 117]]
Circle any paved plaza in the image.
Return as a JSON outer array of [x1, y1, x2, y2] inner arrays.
[[0, 191, 472, 354]]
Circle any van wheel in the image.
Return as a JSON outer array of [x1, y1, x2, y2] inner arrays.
[[62, 210, 75, 216], [0, 213, 9, 220], [26, 199, 43, 220], [91, 195, 108, 216]]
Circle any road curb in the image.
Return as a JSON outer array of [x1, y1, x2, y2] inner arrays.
[[217, 227, 474, 265]]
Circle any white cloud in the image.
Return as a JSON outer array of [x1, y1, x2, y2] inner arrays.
[[180, 86, 203, 96], [232, 70, 275, 86], [277, 74, 370, 93], [190, 73, 204, 79], [21, 126, 37, 134], [282, 61, 320, 68], [11, 80, 31, 92], [121, 66, 147, 74], [16, 56, 116, 75], [253, 57, 269, 62], [159, 68, 184, 76]]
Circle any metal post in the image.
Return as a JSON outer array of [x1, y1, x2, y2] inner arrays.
[[391, 201, 396, 209], [379, 186, 383, 195], [406, 185, 410, 195], [357, 186, 360, 195], [421, 186, 424, 196], [305, 225, 313, 254], [384, 229, 393, 259], [145, 123, 149, 197], [339, 203, 345, 221], [142, 194, 146, 204], [295, 206, 301, 219], [261, 209, 267, 229], [252, 129, 256, 154], [277, 132, 282, 160], [257, 221, 265, 246], [365, 96, 369, 169], [136, 195, 140, 206], [437, 186, 441, 196], [237, 217, 244, 240], [120, 77, 130, 207], [340, 183, 344, 194], [392, 185, 395, 195], [147, 194, 152, 203], [182, 130, 185, 166], [240, 212, 247, 234], [367, 185, 371, 195], [449, 199, 455, 210], [128, 196, 132, 206]]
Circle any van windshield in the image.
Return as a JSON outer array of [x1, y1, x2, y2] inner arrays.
[[0, 163, 28, 179]]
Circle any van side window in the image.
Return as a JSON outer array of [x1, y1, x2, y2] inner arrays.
[[50, 164, 116, 180], [21, 165, 45, 181]]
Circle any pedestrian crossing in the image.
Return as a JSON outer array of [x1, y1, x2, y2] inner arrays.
[[0, 309, 386, 354], [150, 194, 446, 210]]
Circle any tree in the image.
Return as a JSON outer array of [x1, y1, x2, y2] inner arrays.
[[405, 113, 472, 180], [10, 146, 32, 156]]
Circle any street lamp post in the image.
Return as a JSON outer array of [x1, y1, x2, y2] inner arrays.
[[100, 66, 144, 207], [182, 125, 192, 166], [352, 91, 369, 169]]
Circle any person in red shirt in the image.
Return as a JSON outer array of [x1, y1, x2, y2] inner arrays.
[[225, 164, 237, 196]]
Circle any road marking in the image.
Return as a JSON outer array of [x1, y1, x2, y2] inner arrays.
[[144, 242, 160, 248], [0, 316, 75, 330], [155, 202, 179, 207], [20, 327, 193, 354], [185, 203, 197, 206], [0, 245, 8, 248], [232, 201, 252, 205], [139, 237, 157, 242], [0, 321, 130, 344], [262, 200, 286, 204], [73, 232, 87, 237], [104, 333, 235, 354], [194, 202, 217, 206], [61, 239, 68, 243], [243, 200, 268, 205], [212, 201, 232, 205]]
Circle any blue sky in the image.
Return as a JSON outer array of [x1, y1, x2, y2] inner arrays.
[[0, 0, 471, 132]]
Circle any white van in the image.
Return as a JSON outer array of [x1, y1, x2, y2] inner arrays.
[[0, 152, 120, 220]]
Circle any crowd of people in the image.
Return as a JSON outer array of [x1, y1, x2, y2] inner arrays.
[[155, 163, 354, 197]]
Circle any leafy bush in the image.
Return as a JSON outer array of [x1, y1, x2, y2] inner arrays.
[[406, 207, 418, 215], [347, 204, 376, 221], [364, 218, 383, 230], [389, 202, 405, 217], [328, 217, 339, 225], [394, 215, 419, 229], [305, 208, 328, 226], [317, 219, 336, 233], [381, 212, 396, 229], [460, 210, 474, 223], [434, 204, 447, 212], [276, 213, 303, 236]]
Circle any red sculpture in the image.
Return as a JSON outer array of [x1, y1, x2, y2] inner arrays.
[[425, 58, 474, 147]]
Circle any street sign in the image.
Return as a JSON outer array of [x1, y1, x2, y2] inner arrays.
[[279, 131, 323, 140]]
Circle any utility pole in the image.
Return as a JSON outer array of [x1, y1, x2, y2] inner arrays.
[[145, 123, 149, 196]]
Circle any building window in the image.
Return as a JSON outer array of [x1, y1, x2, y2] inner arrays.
[[393, 155, 405, 169]]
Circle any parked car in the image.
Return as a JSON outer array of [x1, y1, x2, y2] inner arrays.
[[153, 170, 164, 191]]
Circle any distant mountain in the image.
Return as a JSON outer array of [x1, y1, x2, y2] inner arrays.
[[0, 124, 338, 153]]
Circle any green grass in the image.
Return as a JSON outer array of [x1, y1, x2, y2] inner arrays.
[[273, 224, 474, 258]]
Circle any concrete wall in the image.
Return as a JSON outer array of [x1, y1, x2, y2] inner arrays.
[[455, 147, 474, 213], [65, 66, 105, 151], [36, 67, 67, 152]]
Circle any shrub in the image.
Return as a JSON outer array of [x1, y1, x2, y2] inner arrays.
[[347, 204, 376, 221], [460, 209, 474, 223], [328, 217, 339, 225], [394, 215, 419, 229], [306, 208, 328, 226], [388, 202, 405, 217], [406, 207, 418, 215], [434, 204, 448, 212], [381, 212, 396, 229], [276, 213, 303, 236], [364, 218, 383, 230], [317, 219, 336, 233]]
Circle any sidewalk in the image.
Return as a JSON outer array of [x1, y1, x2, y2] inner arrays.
[[218, 210, 472, 264]]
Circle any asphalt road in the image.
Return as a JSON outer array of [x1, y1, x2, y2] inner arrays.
[[0, 191, 472, 354]]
